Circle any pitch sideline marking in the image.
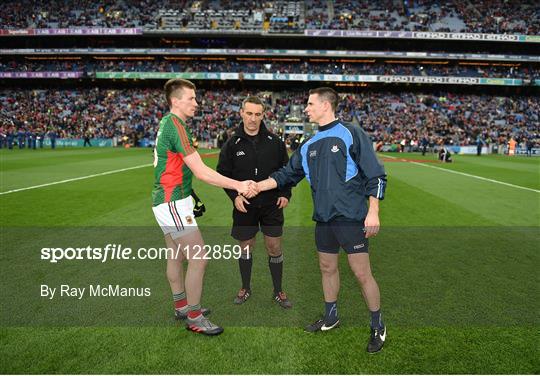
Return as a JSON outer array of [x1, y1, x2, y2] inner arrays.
[[382, 154, 539, 193], [0, 151, 221, 196], [0, 164, 152, 195]]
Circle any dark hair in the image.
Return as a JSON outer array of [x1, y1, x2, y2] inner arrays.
[[309, 87, 338, 111], [242, 96, 265, 111], [164, 78, 196, 107]]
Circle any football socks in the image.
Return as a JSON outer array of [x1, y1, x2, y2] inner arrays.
[[187, 304, 202, 319], [173, 291, 187, 310], [325, 301, 338, 325], [268, 253, 284, 294], [370, 309, 384, 329], [239, 252, 253, 290]]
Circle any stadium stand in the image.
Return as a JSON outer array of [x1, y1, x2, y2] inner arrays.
[[1, 89, 538, 151], [1, 0, 538, 34]]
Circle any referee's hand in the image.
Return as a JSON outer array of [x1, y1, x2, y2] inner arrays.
[[234, 195, 250, 213], [276, 197, 289, 209]]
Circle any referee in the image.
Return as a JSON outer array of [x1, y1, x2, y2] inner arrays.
[[217, 96, 293, 309]]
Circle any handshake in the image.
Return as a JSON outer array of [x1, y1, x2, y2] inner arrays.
[[237, 180, 262, 198]]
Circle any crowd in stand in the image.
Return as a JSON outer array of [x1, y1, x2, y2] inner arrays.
[[1, 89, 538, 151], [1, 0, 538, 34], [355, 92, 539, 151], [1, 59, 537, 79], [157, 0, 302, 31], [458, 0, 539, 35], [0, 0, 173, 29]]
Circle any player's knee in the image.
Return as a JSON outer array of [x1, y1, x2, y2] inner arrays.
[[265, 244, 281, 257], [166, 271, 182, 284], [267, 249, 281, 257], [353, 269, 372, 285], [240, 238, 255, 251], [187, 256, 208, 269], [319, 261, 338, 275]]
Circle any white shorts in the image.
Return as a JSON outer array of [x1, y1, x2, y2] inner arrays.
[[152, 196, 198, 239]]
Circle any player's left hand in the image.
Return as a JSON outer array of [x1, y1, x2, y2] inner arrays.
[[364, 211, 380, 238], [276, 196, 289, 209]]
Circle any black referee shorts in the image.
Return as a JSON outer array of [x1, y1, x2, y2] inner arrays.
[[231, 204, 284, 241], [315, 219, 368, 254]]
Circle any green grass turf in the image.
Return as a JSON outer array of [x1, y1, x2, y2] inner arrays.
[[0, 147, 539, 374]]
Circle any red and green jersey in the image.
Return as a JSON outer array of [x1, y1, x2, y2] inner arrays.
[[152, 113, 196, 206]]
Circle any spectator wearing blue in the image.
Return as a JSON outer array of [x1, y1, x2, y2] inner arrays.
[[49, 129, 57, 149], [37, 129, 45, 148], [29, 130, 37, 150], [17, 129, 25, 149], [526, 138, 534, 157], [421, 135, 429, 156], [26, 129, 35, 149], [6, 129, 14, 150], [476, 136, 485, 156]]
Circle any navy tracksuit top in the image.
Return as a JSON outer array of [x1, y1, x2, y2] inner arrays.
[[271, 119, 387, 223]]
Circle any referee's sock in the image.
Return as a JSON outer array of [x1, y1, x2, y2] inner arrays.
[[325, 301, 338, 325], [239, 252, 252, 290], [268, 253, 284, 294]]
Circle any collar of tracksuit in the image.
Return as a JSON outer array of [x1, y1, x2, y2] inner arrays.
[[317, 119, 341, 132], [233, 121, 270, 140]]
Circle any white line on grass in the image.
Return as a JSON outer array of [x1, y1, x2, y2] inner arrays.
[[381, 154, 540, 193], [0, 164, 152, 195]]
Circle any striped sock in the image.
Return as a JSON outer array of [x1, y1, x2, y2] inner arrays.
[[187, 304, 202, 319], [173, 292, 187, 310]]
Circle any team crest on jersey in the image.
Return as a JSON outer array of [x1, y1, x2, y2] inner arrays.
[[185, 216, 193, 224], [331, 145, 339, 153], [236, 151, 246, 156], [309, 150, 317, 158]]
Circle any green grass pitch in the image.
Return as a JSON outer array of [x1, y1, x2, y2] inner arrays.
[[0, 147, 539, 374]]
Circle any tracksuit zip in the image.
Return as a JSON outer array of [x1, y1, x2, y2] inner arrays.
[[250, 138, 258, 176]]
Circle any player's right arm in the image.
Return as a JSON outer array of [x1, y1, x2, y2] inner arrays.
[[162, 117, 253, 195], [183, 151, 252, 195]]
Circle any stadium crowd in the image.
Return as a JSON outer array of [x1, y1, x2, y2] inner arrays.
[[1, 89, 538, 152], [309, 0, 538, 34], [1, 59, 537, 79], [1, 0, 538, 34]]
